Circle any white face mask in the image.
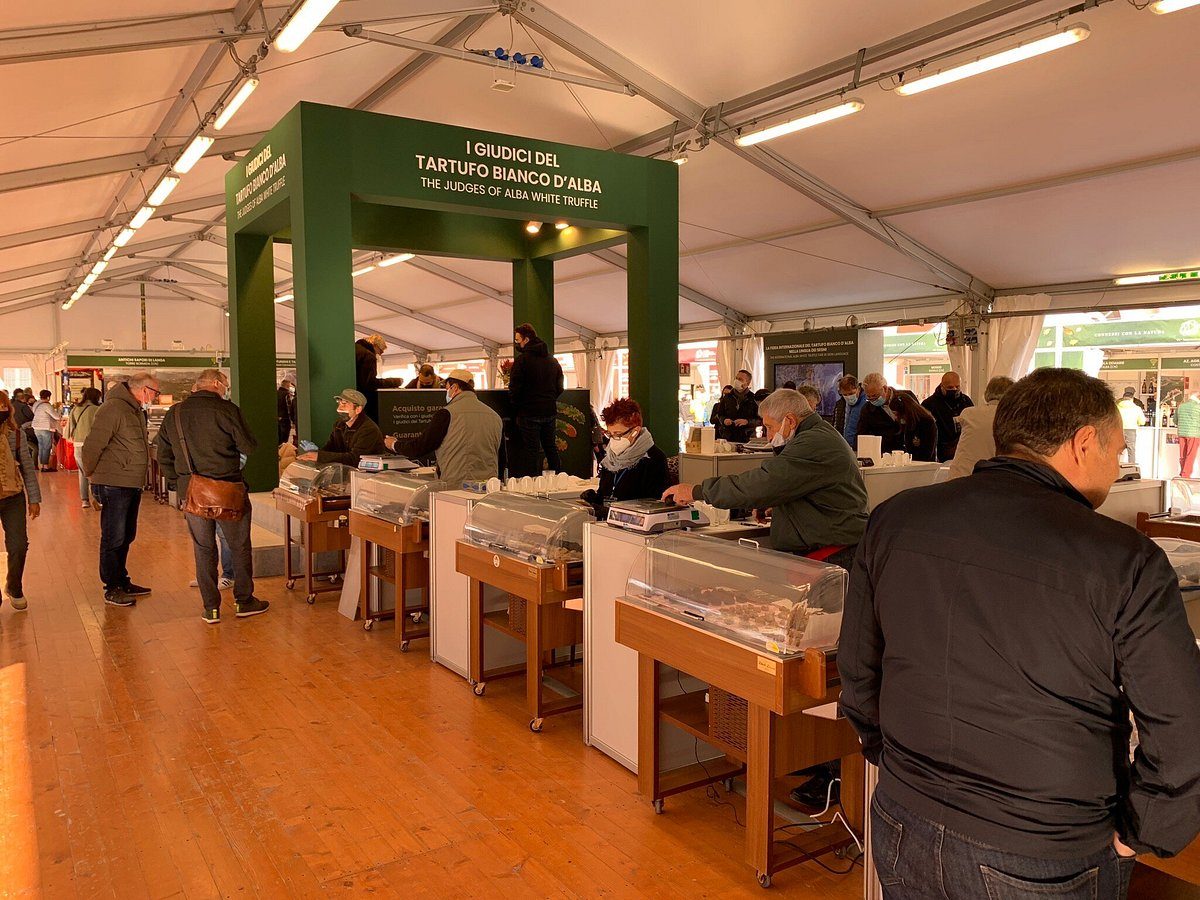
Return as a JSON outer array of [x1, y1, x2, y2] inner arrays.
[[445, 388, 456, 404], [769, 418, 793, 448], [608, 435, 632, 455]]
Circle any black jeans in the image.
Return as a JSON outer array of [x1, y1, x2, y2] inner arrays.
[[871, 789, 1135, 899], [0, 492, 29, 597], [514, 415, 561, 476], [185, 505, 254, 611], [97, 485, 141, 591]]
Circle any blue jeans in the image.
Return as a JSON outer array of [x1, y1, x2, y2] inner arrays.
[[96, 485, 141, 591], [513, 415, 561, 477], [871, 789, 1135, 899], [34, 430, 53, 466]]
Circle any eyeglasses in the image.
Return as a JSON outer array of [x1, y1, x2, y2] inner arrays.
[[605, 426, 634, 439]]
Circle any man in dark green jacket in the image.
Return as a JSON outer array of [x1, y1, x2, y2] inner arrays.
[[664, 388, 868, 566], [299, 388, 387, 468]]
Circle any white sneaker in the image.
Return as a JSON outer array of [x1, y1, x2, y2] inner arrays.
[[218, 577, 234, 591]]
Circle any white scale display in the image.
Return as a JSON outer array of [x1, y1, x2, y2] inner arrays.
[[606, 499, 710, 534]]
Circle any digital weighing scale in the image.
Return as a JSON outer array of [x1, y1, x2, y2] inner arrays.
[[607, 499, 710, 534], [358, 455, 418, 473]]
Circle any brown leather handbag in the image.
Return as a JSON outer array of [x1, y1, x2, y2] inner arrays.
[[173, 411, 247, 521]]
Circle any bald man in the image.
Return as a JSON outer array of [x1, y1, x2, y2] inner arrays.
[[922, 371, 973, 462]]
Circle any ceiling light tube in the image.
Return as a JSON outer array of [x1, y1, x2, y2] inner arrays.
[[734, 98, 865, 147], [113, 228, 136, 247], [274, 0, 341, 53], [351, 264, 376, 278], [274, 293, 294, 304], [103, 247, 117, 262], [213, 77, 260, 130], [83, 273, 98, 286], [147, 175, 180, 207], [672, 155, 689, 165], [555, 221, 569, 230], [896, 25, 1090, 96], [1114, 269, 1200, 286], [129, 206, 155, 229], [174, 134, 214, 174], [90, 260, 108, 277], [1152, 0, 1200, 12], [378, 253, 414, 267]]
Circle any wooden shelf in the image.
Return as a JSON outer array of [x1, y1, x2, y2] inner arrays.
[[483, 609, 527, 643], [658, 759, 744, 797], [367, 565, 396, 586], [659, 691, 747, 762]]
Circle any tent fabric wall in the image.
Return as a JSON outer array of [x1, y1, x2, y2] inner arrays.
[[987, 294, 1052, 380], [571, 350, 592, 394], [738, 320, 773, 389], [590, 341, 620, 414], [716, 324, 737, 390], [943, 297, 974, 393]]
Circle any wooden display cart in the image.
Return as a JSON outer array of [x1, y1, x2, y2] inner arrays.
[[1137, 510, 1200, 541], [616, 599, 864, 889], [456, 539, 584, 732], [349, 511, 431, 649], [272, 488, 350, 604]]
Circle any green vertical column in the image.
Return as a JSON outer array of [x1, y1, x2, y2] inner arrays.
[[512, 257, 555, 351], [627, 166, 680, 451], [291, 119, 355, 446], [228, 231, 278, 491]]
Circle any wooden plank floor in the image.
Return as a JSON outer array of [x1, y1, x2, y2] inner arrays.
[[0, 472, 864, 899]]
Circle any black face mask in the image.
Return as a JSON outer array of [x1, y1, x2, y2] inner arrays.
[[945, 388, 960, 401]]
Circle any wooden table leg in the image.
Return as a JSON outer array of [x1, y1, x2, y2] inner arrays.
[[637, 654, 661, 805], [468, 578, 484, 691], [304, 522, 314, 598], [396, 548, 409, 649], [284, 515, 293, 584], [526, 599, 543, 731], [840, 752, 866, 833], [746, 703, 777, 882], [359, 538, 371, 622]]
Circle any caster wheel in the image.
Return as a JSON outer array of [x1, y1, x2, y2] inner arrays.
[[306, 594, 316, 605], [400, 641, 410, 653], [472, 682, 486, 696], [411, 611, 422, 623], [285, 579, 296, 590], [652, 799, 664, 815], [529, 718, 543, 733], [329, 574, 341, 585], [757, 873, 771, 889], [363, 619, 374, 631]]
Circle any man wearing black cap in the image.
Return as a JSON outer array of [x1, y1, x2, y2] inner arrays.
[[298, 388, 387, 468]]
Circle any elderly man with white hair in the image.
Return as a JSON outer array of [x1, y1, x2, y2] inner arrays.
[[855, 371, 904, 454], [663, 388, 868, 568]]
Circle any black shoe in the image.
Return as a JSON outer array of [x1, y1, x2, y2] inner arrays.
[[789, 772, 839, 810], [121, 582, 152, 596], [203, 608, 221, 625], [235, 597, 270, 618], [104, 590, 136, 607]]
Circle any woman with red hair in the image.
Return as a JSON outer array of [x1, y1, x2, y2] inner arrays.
[[581, 398, 669, 515]]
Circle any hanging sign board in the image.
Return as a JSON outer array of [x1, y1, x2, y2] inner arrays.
[[1100, 357, 1159, 371], [1161, 356, 1200, 370], [67, 354, 221, 369]]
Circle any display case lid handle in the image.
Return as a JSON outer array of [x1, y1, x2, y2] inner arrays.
[[738, 538, 760, 549]]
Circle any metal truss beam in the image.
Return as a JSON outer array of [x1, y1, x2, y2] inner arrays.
[[588, 248, 746, 325], [0, 231, 205, 287], [514, 0, 993, 302]]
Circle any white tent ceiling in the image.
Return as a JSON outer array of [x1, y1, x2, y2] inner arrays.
[[0, 0, 1197, 360]]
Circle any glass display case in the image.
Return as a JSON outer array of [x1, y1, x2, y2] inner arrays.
[[624, 532, 845, 657], [311, 462, 353, 498], [1168, 478, 1200, 521], [1152, 537, 1200, 593], [351, 471, 447, 525], [279, 460, 323, 496], [463, 493, 590, 565]]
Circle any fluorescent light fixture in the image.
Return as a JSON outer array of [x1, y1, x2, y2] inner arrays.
[[525, 221, 542, 234], [274, 0, 340, 53], [129, 206, 155, 229], [1114, 269, 1200, 286], [147, 175, 180, 207], [213, 77, 260, 130], [274, 293, 294, 304], [102, 247, 117, 262], [1152, 0, 1200, 12], [734, 98, 865, 146], [83, 273, 98, 286], [378, 253, 414, 267], [351, 264, 376, 277], [174, 134, 214, 174], [896, 25, 1090, 96], [113, 227, 136, 247], [90, 260, 108, 277]]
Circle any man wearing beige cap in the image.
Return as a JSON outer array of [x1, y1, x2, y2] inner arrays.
[[384, 369, 501, 489], [298, 388, 387, 468]]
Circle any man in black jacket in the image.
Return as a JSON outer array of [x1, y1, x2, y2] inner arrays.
[[158, 369, 268, 624], [300, 388, 386, 468], [354, 334, 402, 423], [508, 323, 564, 477], [276, 375, 296, 446], [921, 370, 973, 461], [709, 369, 760, 443], [854, 371, 903, 453], [840, 368, 1200, 897]]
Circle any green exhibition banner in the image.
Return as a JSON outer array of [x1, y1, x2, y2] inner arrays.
[[1099, 357, 1158, 371], [1061, 319, 1200, 347], [377, 388, 594, 480], [1160, 356, 1200, 370], [226, 103, 678, 491], [67, 354, 221, 368]]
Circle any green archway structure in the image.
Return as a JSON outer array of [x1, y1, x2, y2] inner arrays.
[[226, 102, 679, 491]]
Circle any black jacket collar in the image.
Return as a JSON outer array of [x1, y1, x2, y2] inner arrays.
[[974, 456, 1094, 509]]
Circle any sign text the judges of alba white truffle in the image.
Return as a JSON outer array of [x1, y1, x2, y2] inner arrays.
[[414, 140, 604, 210]]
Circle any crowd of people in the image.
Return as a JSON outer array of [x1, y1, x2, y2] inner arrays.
[[2, 345, 1198, 898]]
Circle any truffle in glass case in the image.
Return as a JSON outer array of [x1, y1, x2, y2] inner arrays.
[[351, 471, 448, 525], [279, 460, 323, 496], [463, 493, 590, 564], [624, 531, 845, 657]]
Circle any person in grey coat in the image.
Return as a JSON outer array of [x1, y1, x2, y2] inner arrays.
[[0, 390, 41, 610], [663, 389, 868, 568]]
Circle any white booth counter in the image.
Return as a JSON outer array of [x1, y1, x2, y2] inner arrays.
[[584, 520, 769, 772], [679, 451, 773, 486], [428, 490, 525, 678], [1096, 479, 1166, 527], [861, 461, 942, 510]]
